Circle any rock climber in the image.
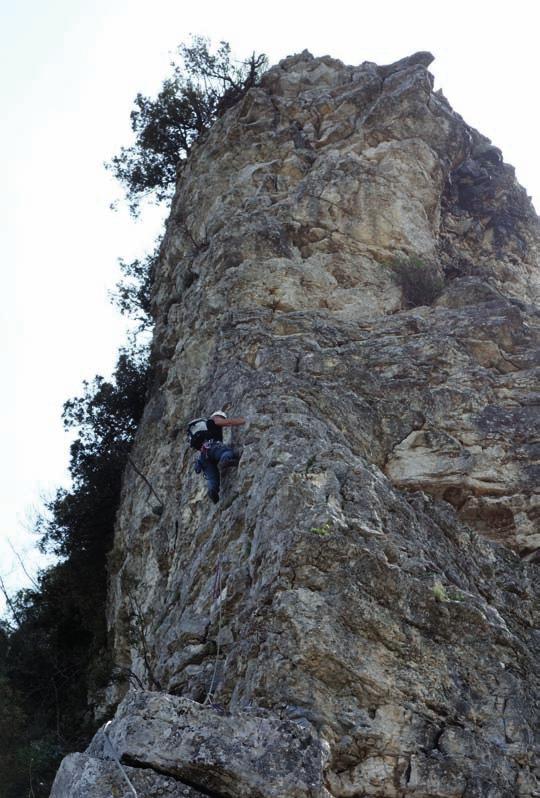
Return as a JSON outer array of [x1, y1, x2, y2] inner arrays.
[[187, 411, 246, 503]]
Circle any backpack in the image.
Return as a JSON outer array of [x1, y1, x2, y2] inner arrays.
[[186, 418, 210, 450]]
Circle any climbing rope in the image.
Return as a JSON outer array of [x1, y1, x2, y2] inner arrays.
[[103, 721, 138, 797], [127, 456, 165, 512], [203, 516, 225, 705]]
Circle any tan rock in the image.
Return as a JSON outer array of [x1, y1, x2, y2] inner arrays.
[[56, 50, 540, 798]]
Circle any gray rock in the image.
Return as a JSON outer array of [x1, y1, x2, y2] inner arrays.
[[51, 752, 205, 797], [54, 49, 540, 798], [100, 691, 331, 798]]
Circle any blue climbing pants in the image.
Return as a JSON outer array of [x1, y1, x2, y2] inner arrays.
[[197, 441, 238, 503]]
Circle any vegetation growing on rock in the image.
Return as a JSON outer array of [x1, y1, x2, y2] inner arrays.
[[107, 36, 267, 214], [389, 256, 444, 307]]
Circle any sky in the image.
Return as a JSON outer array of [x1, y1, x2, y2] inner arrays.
[[1, 0, 539, 613]]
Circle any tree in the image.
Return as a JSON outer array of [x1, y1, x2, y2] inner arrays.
[[40, 344, 149, 560], [0, 344, 149, 797], [110, 249, 157, 332], [0, 33, 267, 797], [107, 36, 267, 214]]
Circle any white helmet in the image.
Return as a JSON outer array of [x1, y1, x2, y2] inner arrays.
[[211, 410, 227, 418]]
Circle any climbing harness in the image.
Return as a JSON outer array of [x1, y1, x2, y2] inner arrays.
[[200, 441, 212, 456], [200, 440, 218, 459], [103, 721, 138, 797]]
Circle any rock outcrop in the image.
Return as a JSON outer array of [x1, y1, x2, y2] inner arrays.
[[52, 691, 331, 798], [52, 51, 539, 797]]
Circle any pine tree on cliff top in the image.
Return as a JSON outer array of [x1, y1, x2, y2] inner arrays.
[[108, 36, 267, 215]]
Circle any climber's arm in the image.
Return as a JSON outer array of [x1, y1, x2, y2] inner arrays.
[[211, 415, 246, 427]]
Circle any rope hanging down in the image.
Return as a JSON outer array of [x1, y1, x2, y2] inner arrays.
[[127, 456, 165, 511], [103, 722, 138, 797], [203, 516, 225, 705]]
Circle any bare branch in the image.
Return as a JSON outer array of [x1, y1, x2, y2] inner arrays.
[[7, 539, 39, 590], [127, 591, 162, 691], [0, 572, 21, 626]]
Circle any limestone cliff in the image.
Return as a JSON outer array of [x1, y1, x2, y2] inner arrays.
[[52, 51, 540, 797]]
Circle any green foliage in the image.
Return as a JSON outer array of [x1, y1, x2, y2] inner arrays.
[[432, 581, 448, 602], [304, 454, 317, 475], [107, 36, 267, 214], [432, 581, 467, 603], [310, 522, 333, 537], [0, 344, 149, 796], [389, 256, 444, 307], [0, 622, 63, 798], [111, 249, 157, 331], [0, 669, 29, 798]]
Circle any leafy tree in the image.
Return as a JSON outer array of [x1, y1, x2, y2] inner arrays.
[[108, 36, 267, 214], [0, 624, 30, 798], [0, 32, 266, 797], [0, 344, 149, 796], [40, 344, 148, 562], [110, 249, 157, 332]]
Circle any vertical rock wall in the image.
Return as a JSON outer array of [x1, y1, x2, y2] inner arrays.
[[54, 51, 539, 797]]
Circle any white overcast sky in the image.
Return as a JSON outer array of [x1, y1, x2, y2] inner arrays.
[[1, 0, 539, 611]]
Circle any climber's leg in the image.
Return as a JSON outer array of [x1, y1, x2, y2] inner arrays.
[[200, 457, 220, 503], [217, 447, 239, 472], [207, 442, 239, 473]]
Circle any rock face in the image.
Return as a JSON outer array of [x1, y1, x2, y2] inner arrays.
[[52, 51, 540, 797]]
